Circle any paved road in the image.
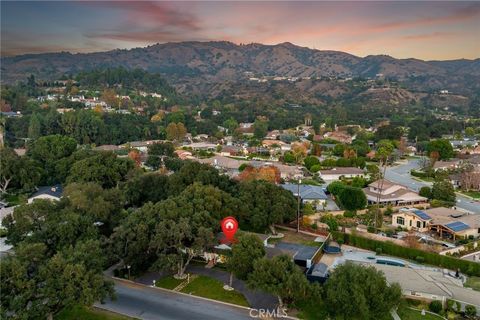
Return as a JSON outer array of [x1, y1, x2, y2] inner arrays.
[[136, 266, 277, 310], [385, 159, 480, 214], [96, 280, 252, 320]]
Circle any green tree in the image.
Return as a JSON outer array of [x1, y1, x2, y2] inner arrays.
[[431, 179, 456, 204], [28, 113, 42, 140], [253, 119, 268, 139], [145, 142, 176, 169], [226, 233, 265, 286], [304, 156, 320, 171], [238, 180, 296, 233], [338, 186, 367, 210], [327, 181, 346, 196], [427, 139, 454, 160], [223, 118, 239, 134], [27, 135, 77, 184], [465, 127, 475, 137], [465, 305, 477, 318], [247, 255, 311, 307], [325, 262, 402, 320], [0, 242, 114, 320], [123, 173, 170, 207], [429, 300, 443, 314], [283, 151, 295, 164], [419, 186, 432, 199], [0, 148, 42, 194], [333, 144, 346, 157], [67, 152, 134, 188]]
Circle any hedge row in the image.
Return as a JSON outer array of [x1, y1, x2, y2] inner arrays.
[[333, 232, 480, 276], [410, 170, 431, 178]]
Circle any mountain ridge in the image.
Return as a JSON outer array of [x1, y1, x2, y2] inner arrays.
[[2, 41, 479, 95]]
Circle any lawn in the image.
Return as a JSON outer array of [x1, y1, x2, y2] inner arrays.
[[397, 306, 445, 320], [277, 228, 319, 245], [180, 275, 249, 307], [459, 191, 480, 199], [155, 275, 185, 290], [464, 276, 480, 291], [56, 305, 135, 320], [295, 301, 328, 320]]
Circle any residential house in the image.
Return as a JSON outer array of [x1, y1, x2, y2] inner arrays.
[[186, 142, 218, 151], [323, 131, 353, 144], [392, 208, 432, 232], [426, 207, 480, 240], [281, 184, 328, 209], [125, 140, 163, 153], [174, 149, 193, 160], [375, 264, 480, 310], [319, 167, 365, 181], [364, 179, 428, 206], [28, 185, 62, 203], [219, 145, 244, 157], [433, 160, 461, 171], [94, 145, 121, 152]]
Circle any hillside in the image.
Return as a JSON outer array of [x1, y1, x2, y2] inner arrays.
[[2, 41, 480, 96]]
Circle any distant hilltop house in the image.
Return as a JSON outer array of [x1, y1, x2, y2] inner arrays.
[[393, 207, 480, 241], [0, 111, 22, 118], [174, 149, 193, 160], [281, 183, 328, 209], [432, 160, 461, 171], [123, 140, 164, 153], [319, 167, 365, 181], [323, 131, 353, 144], [363, 179, 428, 207], [28, 185, 63, 204]]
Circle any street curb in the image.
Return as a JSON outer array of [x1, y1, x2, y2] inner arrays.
[[92, 305, 141, 320], [110, 276, 299, 320]]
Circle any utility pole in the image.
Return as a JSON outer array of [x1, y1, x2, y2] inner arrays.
[[297, 179, 302, 232]]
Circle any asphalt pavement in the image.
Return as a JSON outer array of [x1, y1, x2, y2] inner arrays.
[[96, 280, 253, 320], [385, 159, 480, 214]]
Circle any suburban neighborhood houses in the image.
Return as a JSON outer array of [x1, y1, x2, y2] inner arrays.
[[2, 4, 480, 318]]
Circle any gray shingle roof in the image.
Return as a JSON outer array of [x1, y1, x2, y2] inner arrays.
[[281, 184, 327, 200]]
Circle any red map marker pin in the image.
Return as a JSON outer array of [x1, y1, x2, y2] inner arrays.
[[221, 216, 238, 242]]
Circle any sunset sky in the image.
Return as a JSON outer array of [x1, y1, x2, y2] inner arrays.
[[1, 1, 479, 60]]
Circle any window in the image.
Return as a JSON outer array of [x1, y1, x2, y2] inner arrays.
[[397, 217, 405, 225], [423, 222, 426, 228], [417, 221, 421, 228], [410, 220, 412, 226]]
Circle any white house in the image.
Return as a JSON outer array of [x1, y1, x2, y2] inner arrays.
[[319, 167, 365, 181], [364, 179, 428, 206]]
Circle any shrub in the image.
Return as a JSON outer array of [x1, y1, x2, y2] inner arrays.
[[384, 206, 393, 216], [419, 186, 432, 199], [343, 210, 356, 218], [429, 300, 443, 314], [415, 256, 425, 263], [376, 248, 383, 255], [465, 305, 477, 317], [327, 181, 346, 195], [367, 226, 375, 233], [310, 223, 318, 230]]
